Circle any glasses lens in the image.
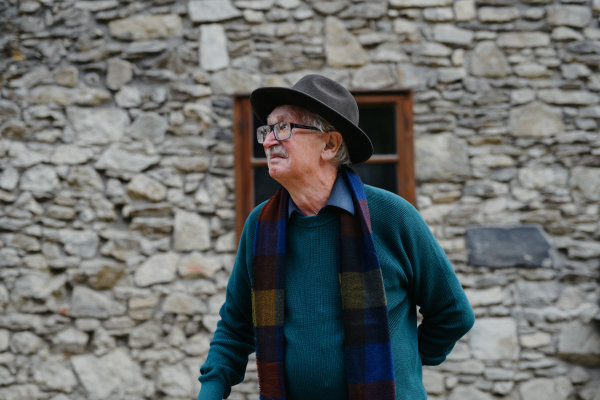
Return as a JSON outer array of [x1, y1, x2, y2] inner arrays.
[[275, 122, 291, 140], [257, 126, 269, 143]]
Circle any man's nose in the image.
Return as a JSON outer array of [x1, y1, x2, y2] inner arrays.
[[262, 129, 278, 148]]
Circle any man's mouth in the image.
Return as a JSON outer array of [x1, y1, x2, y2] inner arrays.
[[266, 146, 288, 160]]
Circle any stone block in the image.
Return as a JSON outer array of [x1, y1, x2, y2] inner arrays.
[[513, 62, 551, 78], [59, 229, 99, 259], [423, 7, 454, 22], [157, 364, 194, 398], [106, 58, 132, 90], [69, 286, 126, 319], [497, 32, 550, 48], [71, 348, 148, 399], [54, 66, 79, 87], [325, 17, 369, 68], [109, 14, 183, 40], [518, 167, 568, 190], [162, 293, 207, 315], [519, 378, 573, 400], [123, 41, 167, 58], [66, 165, 104, 194], [557, 320, 600, 365], [10, 331, 45, 355], [390, 0, 452, 7], [52, 328, 89, 354], [433, 24, 474, 45], [423, 370, 445, 395], [183, 333, 210, 356], [178, 252, 222, 279], [174, 211, 211, 252], [520, 332, 551, 348], [50, 145, 94, 165], [448, 386, 492, 400], [210, 69, 261, 95], [478, 7, 520, 22], [415, 133, 469, 182], [95, 146, 160, 173], [0, 385, 41, 400], [0, 166, 19, 191], [67, 107, 130, 145], [571, 167, 600, 202], [14, 272, 66, 301], [465, 287, 504, 307], [538, 90, 599, 105], [235, 0, 275, 11], [517, 280, 561, 306], [470, 318, 519, 360], [32, 355, 78, 393], [128, 112, 168, 144], [0, 330, 9, 352], [547, 5, 592, 28], [78, 259, 126, 290], [470, 41, 511, 78], [568, 366, 590, 384], [243, 9, 264, 23], [510, 101, 564, 138], [339, 2, 387, 19], [188, 0, 242, 22], [351, 64, 396, 89], [134, 252, 179, 287], [552, 27, 584, 41], [454, 0, 476, 21], [561, 63, 591, 79], [115, 86, 141, 108], [19, 164, 59, 194], [28, 85, 111, 107], [0, 99, 20, 124], [200, 24, 230, 72], [127, 174, 167, 202]]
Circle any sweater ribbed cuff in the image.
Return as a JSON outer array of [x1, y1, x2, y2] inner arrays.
[[197, 380, 226, 400], [420, 353, 446, 366]]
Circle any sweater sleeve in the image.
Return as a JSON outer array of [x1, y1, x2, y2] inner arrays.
[[366, 186, 475, 366], [197, 209, 260, 400], [399, 201, 475, 365]]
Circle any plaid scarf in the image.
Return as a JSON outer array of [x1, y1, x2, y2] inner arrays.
[[251, 168, 396, 400]]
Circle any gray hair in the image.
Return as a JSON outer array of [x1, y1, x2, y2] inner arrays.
[[272, 105, 352, 168]]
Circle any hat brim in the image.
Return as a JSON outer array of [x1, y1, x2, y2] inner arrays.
[[250, 86, 374, 164]]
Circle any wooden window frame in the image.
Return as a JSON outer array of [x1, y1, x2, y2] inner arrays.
[[234, 89, 415, 239]]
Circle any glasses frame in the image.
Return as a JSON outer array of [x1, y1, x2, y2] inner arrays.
[[256, 121, 326, 144]]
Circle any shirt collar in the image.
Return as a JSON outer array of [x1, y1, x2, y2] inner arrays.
[[288, 172, 355, 218]]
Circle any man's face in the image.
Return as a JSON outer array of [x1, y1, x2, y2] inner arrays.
[[264, 106, 327, 184]]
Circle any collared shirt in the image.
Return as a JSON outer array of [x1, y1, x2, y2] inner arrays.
[[288, 172, 355, 218]]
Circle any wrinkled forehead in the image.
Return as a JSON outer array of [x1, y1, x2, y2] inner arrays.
[[267, 105, 307, 125]]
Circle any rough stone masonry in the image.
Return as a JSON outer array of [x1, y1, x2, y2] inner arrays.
[[0, 0, 600, 399]]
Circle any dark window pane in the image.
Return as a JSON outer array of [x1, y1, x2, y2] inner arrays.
[[350, 163, 397, 194], [254, 166, 281, 205], [357, 105, 396, 155], [253, 114, 266, 159]]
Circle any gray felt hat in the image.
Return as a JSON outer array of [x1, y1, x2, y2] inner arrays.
[[249, 74, 373, 164]]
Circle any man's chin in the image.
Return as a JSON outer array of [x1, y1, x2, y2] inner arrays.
[[268, 165, 287, 182]]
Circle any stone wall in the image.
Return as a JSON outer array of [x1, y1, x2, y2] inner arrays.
[[1, 0, 600, 399]]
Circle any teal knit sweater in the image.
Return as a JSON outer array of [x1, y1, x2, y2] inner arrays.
[[197, 185, 475, 400]]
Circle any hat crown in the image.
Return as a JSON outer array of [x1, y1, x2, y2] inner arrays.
[[292, 75, 359, 125]]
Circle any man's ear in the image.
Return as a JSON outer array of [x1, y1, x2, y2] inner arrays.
[[321, 131, 343, 161]]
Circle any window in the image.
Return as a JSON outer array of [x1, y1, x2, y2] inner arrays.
[[233, 90, 415, 239]]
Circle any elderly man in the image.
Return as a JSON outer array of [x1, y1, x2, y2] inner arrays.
[[197, 75, 474, 400]]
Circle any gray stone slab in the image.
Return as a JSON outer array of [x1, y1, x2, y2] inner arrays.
[[466, 225, 551, 268]]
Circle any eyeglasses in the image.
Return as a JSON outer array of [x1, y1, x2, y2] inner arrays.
[[256, 121, 325, 144]]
